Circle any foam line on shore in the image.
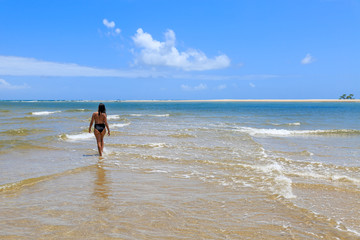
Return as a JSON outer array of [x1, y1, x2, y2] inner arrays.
[[31, 111, 61, 116], [236, 127, 360, 137], [0, 165, 96, 193]]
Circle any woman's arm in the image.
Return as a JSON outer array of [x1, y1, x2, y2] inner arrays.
[[89, 113, 94, 133], [104, 114, 110, 136]]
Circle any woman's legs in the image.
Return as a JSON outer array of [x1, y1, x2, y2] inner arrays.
[[94, 129, 103, 156], [100, 130, 106, 153]]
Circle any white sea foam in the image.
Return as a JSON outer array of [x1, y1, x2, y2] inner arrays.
[[149, 114, 170, 117], [110, 123, 130, 128], [64, 133, 93, 141], [345, 228, 360, 237], [331, 175, 360, 184], [273, 175, 295, 199], [148, 143, 167, 148], [31, 111, 60, 116], [285, 167, 360, 185], [286, 170, 324, 180], [102, 147, 110, 156], [236, 127, 300, 136], [130, 113, 169, 117], [107, 114, 121, 120], [146, 169, 169, 173], [244, 161, 296, 199], [271, 122, 301, 126], [236, 127, 360, 137], [176, 174, 191, 179]]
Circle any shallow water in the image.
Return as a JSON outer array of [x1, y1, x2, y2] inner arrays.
[[1, 101, 360, 239]]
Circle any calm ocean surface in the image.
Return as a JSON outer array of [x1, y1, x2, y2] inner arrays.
[[1, 101, 360, 239]]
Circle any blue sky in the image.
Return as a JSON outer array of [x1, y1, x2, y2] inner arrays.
[[0, 0, 359, 100]]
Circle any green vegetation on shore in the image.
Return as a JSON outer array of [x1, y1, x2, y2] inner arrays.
[[339, 94, 355, 100]]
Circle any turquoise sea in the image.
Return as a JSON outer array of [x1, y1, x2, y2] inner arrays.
[[1, 101, 360, 239]]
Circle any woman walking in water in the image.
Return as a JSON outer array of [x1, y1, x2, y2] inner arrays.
[[89, 103, 110, 156]]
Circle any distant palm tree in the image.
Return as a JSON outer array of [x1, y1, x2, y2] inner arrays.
[[346, 94, 354, 99], [340, 94, 355, 99], [339, 94, 347, 99]]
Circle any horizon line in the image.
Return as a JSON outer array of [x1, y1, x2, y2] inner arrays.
[[0, 99, 359, 103]]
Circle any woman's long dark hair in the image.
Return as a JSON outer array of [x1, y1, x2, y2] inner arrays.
[[98, 103, 106, 115]]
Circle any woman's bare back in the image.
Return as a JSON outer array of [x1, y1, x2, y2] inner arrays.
[[93, 112, 106, 124]]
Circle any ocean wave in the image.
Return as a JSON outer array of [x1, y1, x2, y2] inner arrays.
[[149, 114, 170, 117], [288, 169, 360, 185], [60, 133, 93, 141], [0, 139, 56, 151], [107, 114, 121, 120], [110, 122, 131, 128], [273, 150, 314, 157], [250, 161, 296, 199], [148, 143, 167, 148], [308, 129, 360, 136], [107, 142, 169, 149], [145, 169, 169, 174], [11, 116, 42, 121], [168, 133, 196, 138], [236, 127, 360, 137], [269, 122, 301, 126], [129, 113, 170, 117], [65, 109, 91, 112], [289, 122, 301, 126], [31, 111, 61, 116], [331, 175, 360, 183], [1, 128, 48, 136]]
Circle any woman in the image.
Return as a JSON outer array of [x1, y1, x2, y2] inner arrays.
[[89, 103, 110, 156]]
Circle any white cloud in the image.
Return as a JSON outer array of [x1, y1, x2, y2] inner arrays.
[[0, 56, 161, 78], [0, 79, 29, 89], [102, 19, 121, 35], [301, 53, 315, 64], [132, 28, 230, 71], [249, 82, 256, 88], [0, 55, 281, 82], [103, 19, 115, 28], [181, 83, 207, 91]]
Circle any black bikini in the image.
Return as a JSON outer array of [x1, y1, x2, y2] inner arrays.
[[94, 123, 105, 133]]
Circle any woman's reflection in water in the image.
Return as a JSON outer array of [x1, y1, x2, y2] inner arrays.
[[93, 161, 111, 211]]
